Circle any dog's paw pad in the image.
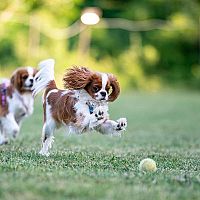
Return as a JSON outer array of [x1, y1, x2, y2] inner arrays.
[[116, 118, 127, 131], [39, 150, 50, 157], [94, 107, 105, 121], [0, 140, 9, 145]]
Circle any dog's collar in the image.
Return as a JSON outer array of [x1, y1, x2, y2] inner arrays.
[[86, 101, 95, 114], [0, 83, 7, 107]]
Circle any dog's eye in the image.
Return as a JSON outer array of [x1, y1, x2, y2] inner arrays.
[[93, 86, 99, 92], [22, 75, 28, 80]]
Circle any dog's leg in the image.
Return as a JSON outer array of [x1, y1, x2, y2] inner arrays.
[[0, 127, 8, 145], [39, 119, 56, 156], [0, 113, 19, 143], [95, 118, 127, 136]]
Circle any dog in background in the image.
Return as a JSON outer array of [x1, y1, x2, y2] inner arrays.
[[0, 67, 37, 144], [32, 59, 127, 156]]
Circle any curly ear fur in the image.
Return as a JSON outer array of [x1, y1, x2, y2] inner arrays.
[[10, 70, 22, 91], [108, 74, 120, 102], [63, 67, 93, 90]]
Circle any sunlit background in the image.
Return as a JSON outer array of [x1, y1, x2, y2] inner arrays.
[[0, 0, 199, 90]]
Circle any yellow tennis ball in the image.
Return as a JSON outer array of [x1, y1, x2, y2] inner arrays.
[[139, 158, 157, 172]]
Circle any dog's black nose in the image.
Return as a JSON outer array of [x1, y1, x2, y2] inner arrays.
[[100, 91, 106, 97], [30, 79, 33, 83]]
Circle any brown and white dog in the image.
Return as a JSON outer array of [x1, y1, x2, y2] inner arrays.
[[32, 59, 127, 156], [0, 67, 37, 144]]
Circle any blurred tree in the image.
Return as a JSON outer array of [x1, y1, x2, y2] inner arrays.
[[0, 0, 199, 89], [0, 38, 20, 68]]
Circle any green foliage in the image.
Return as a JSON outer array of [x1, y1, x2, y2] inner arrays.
[[0, 91, 200, 200], [0, 0, 199, 89], [0, 38, 20, 68]]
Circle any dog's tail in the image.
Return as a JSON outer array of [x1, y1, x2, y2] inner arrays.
[[32, 59, 56, 97]]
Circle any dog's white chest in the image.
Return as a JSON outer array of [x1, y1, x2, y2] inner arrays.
[[73, 100, 108, 131], [22, 93, 34, 115], [7, 92, 34, 118]]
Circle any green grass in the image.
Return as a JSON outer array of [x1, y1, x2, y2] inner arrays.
[[0, 91, 200, 200]]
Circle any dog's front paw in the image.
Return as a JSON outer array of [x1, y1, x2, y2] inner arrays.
[[39, 150, 50, 157], [89, 106, 108, 129], [0, 138, 9, 145], [115, 118, 127, 131], [0, 135, 9, 145], [94, 106, 107, 121]]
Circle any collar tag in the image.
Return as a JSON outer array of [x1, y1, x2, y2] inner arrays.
[[86, 102, 94, 114], [1, 83, 7, 107]]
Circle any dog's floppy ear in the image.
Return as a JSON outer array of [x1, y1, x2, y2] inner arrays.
[[108, 74, 120, 102], [10, 70, 21, 90], [63, 67, 93, 90]]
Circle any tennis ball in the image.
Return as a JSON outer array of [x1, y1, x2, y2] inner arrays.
[[139, 158, 157, 172]]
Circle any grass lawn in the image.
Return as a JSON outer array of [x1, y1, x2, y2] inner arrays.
[[0, 91, 199, 200]]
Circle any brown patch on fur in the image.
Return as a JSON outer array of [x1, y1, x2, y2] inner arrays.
[[11, 68, 29, 94], [43, 102, 47, 123], [0, 84, 14, 117], [108, 74, 120, 102], [43, 80, 57, 122], [6, 85, 14, 98], [43, 80, 77, 124], [46, 90, 77, 125], [44, 80, 57, 98], [63, 67, 93, 90]]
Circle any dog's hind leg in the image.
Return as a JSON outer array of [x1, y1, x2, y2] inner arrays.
[[39, 90, 56, 156], [39, 119, 56, 156]]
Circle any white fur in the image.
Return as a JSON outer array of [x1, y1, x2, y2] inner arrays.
[[101, 73, 108, 90], [8, 91, 34, 122], [0, 113, 19, 143], [39, 93, 57, 156], [32, 59, 55, 97], [95, 73, 109, 101], [73, 89, 108, 131], [61, 90, 70, 96], [31, 59, 57, 155], [89, 106, 109, 128], [0, 79, 10, 86], [27, 66, 34, 76], [39, 136, 54, 156], [21, 93, 34, 116], [0, 133, 8, 145], [95, 118, 127, 136]]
